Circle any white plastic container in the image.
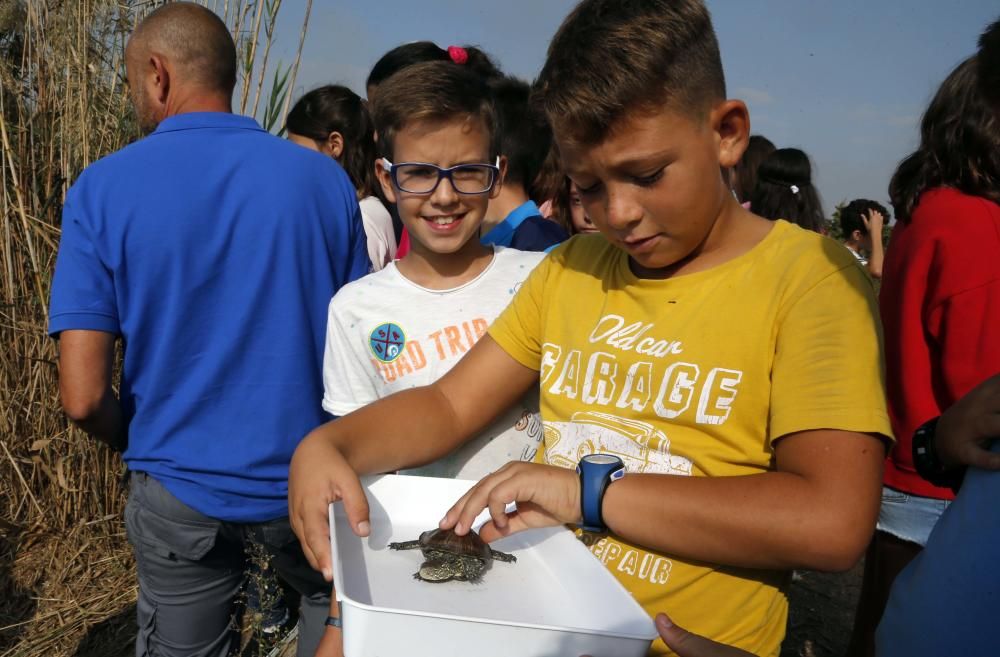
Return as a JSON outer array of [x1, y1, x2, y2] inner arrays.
[[328, 474, 657, 657]]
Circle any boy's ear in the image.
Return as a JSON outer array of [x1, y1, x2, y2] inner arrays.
[[326, 131, 345, 159], [711, 99, 750, 169], [491, 155, 508, 199], [374, 158, 397, 204]]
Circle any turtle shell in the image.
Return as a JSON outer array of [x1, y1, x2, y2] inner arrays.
[[416, 528, 493, 562]]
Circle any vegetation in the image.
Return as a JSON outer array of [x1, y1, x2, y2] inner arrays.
[[0, 1, 310, 654]]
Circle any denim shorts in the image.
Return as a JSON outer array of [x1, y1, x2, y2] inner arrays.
[[876, 485, 951, 547]]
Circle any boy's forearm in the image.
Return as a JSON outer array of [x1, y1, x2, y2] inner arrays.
[[316, 384, 470, 475], [602, 472, 874, 571], [314, 336, 539, 475], [601, 432, 884, 571]]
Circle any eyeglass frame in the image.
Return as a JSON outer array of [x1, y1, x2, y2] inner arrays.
[[380, 157, 501, 195]]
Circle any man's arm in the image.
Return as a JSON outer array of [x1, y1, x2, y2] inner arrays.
[[289, 335, 539, 578], [444, 429, 886, 572], [57, 329, 126, 451]]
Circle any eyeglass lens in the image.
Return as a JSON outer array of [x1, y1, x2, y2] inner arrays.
[[394, 163, 495, 194]]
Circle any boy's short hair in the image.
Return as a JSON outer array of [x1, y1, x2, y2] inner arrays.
[[491, 76, 553, 190], [840, 199, 889, 238], [372, 61, 499, 162], [534, 0, 726, 147]]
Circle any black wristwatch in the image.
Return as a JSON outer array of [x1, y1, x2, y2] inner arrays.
[[912, 416, 965, 491]]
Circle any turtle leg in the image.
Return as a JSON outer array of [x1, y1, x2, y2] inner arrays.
[[490, 549, 517, 563], [388, 540, 421, 550]]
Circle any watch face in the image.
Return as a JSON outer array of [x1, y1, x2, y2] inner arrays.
[[583, 454, 621, 466]]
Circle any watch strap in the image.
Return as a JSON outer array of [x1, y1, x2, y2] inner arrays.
[[912, 416, 965, 491], [578, 457, 625, 533]]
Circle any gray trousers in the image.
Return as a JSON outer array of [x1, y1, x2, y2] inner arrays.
[[124, 472, 330, 657]]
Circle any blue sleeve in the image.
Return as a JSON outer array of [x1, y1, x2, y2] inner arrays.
[[48, 188, 120, 336], [509, 216, 569, 253], [347, 202, 372, 282]]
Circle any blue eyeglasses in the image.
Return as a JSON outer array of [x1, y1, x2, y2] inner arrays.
[[382, 157, 500, 195]]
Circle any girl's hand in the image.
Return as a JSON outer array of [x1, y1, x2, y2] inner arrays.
[[439, 462, 582, 543]]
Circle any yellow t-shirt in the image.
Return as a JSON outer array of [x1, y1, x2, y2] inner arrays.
[[488, 221, 892, 657]]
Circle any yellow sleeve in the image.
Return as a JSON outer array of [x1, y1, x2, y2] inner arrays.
[[769, 263, 894, 443], [487, 250, 555, 371]]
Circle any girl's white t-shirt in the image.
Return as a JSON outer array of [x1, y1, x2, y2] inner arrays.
[[359, 196, 396, 271]]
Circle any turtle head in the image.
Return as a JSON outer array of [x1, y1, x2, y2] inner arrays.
[[416, 559, 461, 582], [415, 557, 487, 583]]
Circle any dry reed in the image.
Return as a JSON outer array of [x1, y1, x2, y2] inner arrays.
[[0, 1, 312, 654]]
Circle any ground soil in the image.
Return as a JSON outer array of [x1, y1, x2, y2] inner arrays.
[[781, 561, 865, 657]]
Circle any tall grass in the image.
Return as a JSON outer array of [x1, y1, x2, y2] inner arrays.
[[0, 2, 311, 654]]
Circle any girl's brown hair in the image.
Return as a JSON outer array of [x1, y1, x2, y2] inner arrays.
[[889, 55, 1000, 222], [285, 85, 379, 199]]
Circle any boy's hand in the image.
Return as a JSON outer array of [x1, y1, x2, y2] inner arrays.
[[861, 209, 884, 236], [653, 613, 757, 657], [439, 462, 582, 542], [936, 373, 1000, 470], [313, 623, 343, 657], [289, 430, 371, 581]]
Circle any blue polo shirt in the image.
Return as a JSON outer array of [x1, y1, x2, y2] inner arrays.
[[49, 112, 370, 522], [480, 200, 567, 252]]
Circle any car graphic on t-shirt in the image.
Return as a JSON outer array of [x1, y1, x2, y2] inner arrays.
[[542, 411, 693, 476]]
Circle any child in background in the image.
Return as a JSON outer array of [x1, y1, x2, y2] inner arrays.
[[551, 176, 600, 235], [532, 145, 567, 222], [731, 134, 775, 207], [566, 180, 599, 234], [321, 60, 545, 480], [286, 85, 394, 269], [750, 147, 825, 232], [480, 75, 568, 251], [839, 199, 887, 279], [290, 2, 890, 655], [365, 42, 503, 259], [849, 24, 1000, 656], [365, 41, 501, 102]]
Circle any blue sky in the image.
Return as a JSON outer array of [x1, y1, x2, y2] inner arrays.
[[264, 0, 999, 216]]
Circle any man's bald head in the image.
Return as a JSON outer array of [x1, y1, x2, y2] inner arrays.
[[128, 2, 237, 95]]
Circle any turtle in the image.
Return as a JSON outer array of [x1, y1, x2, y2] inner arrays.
[[388, 527, 517, 583]]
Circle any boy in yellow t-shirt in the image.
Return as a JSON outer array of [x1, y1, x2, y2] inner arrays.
[[288, 1, 892, 655]]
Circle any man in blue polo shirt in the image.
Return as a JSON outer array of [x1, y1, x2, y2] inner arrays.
[[480, 76, 568, 252], [48, 4, 368, 656]]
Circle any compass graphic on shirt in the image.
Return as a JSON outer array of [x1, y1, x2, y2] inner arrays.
[[369, 322, 407, 363]]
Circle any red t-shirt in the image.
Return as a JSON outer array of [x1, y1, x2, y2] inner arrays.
[[879, 187, 1000, 500]]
